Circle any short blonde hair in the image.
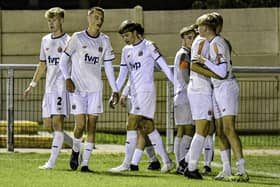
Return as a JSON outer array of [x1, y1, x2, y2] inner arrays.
[[195, 13, 218, 32], [44, 7, 65, 19], [88, 6, 104, 16]]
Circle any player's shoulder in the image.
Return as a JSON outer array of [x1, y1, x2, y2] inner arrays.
[[211, 35, 227, 48], [42, 33, 52, 40], [98, 32, 111, 42], [122, 44, 133, 52]]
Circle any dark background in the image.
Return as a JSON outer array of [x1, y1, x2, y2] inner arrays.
[[1, 0, 279, 10]]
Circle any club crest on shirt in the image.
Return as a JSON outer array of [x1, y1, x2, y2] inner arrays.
[[98, 47, 103, 53], [138, 51, 143, 56], [57, 46, 62, 53], [46, 48, 49, 51], [72, 104, 76, 110], [82, 45, 87, 48]]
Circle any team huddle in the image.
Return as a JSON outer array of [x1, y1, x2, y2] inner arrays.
[[23, 6, 249, 182]]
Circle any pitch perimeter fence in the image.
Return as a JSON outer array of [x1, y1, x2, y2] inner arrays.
[[0, 64, 280, 151]]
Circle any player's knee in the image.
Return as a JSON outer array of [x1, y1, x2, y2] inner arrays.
[[184, 125, 195, 137], [127, 114, 141, 130], [142, 118, 155, 134], [43, 118, 53, 133], [176, 126, 184, 137]]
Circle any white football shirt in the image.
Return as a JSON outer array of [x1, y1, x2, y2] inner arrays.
[[188, 36, 212, 95], [209, 36, 234, 88], [120, 39, 161, 95], [39, 33, 70, 93], [174, 47, 190, 95], [64, 30, 115, 92]]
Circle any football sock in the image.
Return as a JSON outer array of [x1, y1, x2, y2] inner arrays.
[[72, 137, 82, 153], [131, 148, 144, 166], [123, 130, 137, 165], [145, 146, 158, 162], [204, 135, 213, 167], [236, 158, 246, 174], [148, 129, 170, 164], [81, 142, 94, 167], [48, 131, 64, 167], [180, 135, 192, 162], [221, 149, 231, 175], [188, 133, 205, 171], [174, 136, 182, 166]]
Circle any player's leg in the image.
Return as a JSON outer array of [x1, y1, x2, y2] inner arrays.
[[223, 116, 248, 182], [174, 125, 183, 168], [144, 118, 174, 173], [130, 126, 146, 171], [176, 125, 194, 175], [80, 114, 98, 172], [214, 117, 232, 180], [184, 93, 212, 179], [212, 93, 232, 180], [41, 115, 64, 169], [39, 93, 68, 170], [108, 114, 140, 172], [218, 80, 248, 182], [202, 120, 215, 175], [144, 134, 161, 170], [69, 92, 87, 170]]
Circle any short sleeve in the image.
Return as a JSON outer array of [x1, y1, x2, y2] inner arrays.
[[103, 37, 115, 61], [39, 38, 46, 62], [64, 33, 78, 56]]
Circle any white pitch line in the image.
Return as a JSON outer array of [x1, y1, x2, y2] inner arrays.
[[211, 162, 280, 178]]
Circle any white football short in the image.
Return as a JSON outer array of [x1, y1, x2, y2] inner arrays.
[[42, 91, 70, 118], [174, 90, 193, 125], [188, 92, 213, 121], [130, 91, 156, 119], [213, 79, 239, 117], [70, 91, 103, 115]]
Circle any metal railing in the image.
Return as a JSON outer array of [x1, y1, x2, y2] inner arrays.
[[1, 64, 280, 152]]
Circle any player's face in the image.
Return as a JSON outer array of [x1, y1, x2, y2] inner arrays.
[[121, 31, 138, 45], [88, 10, 104, 32], [198, 25, 207, 37], [47, 16, 63, 33], [183, 32, 196, 49]]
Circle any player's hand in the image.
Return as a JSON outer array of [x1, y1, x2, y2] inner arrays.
[[120, 95, 128, 108], [109, 92, 120, 109], [66, 79, 75, 93], [192, 55, 206, 64], [23, 86, 33, 98]]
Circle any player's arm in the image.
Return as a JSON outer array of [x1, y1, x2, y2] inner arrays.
[[23, 61, 46, 97], [176, 53, 189, 85], [104, 60, 120, 108], [156, 57, 174, 84], [149, 42, 174, 84], [191, 62, 224, 80], [120, 81, 130, 108], [59, 52, 75, 92]]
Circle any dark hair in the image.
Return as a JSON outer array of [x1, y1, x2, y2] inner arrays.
[[118, 20, 144, 35]]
